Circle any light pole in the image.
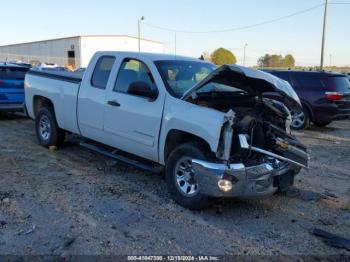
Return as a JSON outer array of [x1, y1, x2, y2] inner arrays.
[[320, 0, 328, 70], [329, 53, 332, 67], [138, 16, 145, 52], [243, 43, 248, 66]]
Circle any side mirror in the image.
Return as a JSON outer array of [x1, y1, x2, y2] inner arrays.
[[127, 81, 158, 99]]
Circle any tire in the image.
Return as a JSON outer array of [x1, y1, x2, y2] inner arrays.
[[313, 121, 331, 127], [35, 107, 65, 147], [165, 142, 211, 210], [290, 106, 310, 130]]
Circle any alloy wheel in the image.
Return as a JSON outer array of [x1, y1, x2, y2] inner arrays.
[[39, 115, 51, 141], [291, 110, 305, 129], [174, 156, 199, 196]]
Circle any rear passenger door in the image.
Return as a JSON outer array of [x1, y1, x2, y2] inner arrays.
[[78, 55, 116, 140], [103, 57, 165, 162], [293, 73, 326, 105]]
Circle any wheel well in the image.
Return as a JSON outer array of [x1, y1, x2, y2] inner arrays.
[[164, 130, 212, 162], [33, 96, 54, 117], [301, 102, 313, 121]]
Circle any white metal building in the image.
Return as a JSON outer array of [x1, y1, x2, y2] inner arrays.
[[0, 35, 164, 69]]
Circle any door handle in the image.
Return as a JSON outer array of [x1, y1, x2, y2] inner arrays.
[[107, 100, 121, 107]]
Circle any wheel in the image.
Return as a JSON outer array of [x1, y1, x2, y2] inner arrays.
[[165, 142, 210, 210], [313, 121, 331, 127], [290, 106, 310, 130], [35, 107, 65, 147]]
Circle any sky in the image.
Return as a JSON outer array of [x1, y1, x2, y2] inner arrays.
[[1, 0, 349, 66]]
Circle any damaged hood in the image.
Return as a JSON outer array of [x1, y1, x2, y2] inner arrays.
[[182, 64, 301, 109]]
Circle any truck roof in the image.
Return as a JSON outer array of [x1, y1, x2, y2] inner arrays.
[[94, 51, 203, 62]]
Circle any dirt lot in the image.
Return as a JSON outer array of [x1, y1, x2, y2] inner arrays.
[[0, 114, 349, 257]]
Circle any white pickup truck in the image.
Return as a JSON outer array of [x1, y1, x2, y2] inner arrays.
[[25, 51, 308, 209]]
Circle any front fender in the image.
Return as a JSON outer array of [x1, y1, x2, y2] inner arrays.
[[158, 95, 225, 165]]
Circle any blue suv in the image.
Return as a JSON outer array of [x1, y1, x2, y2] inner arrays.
[[0, 63, 31, 113]]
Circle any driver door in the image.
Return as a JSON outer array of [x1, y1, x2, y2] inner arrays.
[[103, 58, 164, 162]]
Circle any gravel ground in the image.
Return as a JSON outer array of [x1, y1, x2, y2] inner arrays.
[[0, 114, 349, 257]]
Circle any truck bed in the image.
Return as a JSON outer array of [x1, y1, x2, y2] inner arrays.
[[25, 69, 82, 134], [27, 70, 84, 83]]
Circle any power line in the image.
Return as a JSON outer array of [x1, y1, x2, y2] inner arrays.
[[142, 3, 324, 34]]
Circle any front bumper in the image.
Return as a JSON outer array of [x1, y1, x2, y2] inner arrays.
[[192, 160, 299, 198]]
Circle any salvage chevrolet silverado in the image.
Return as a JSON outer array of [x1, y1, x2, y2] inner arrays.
[[25, 52, 309, 209]]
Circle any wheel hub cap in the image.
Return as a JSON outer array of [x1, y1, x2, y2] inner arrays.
[[39, 115, 51, 140], [291, 110, 305, 129], [175, 157, 199, 196]]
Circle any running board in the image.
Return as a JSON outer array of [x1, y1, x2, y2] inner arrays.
[[80, 142, 163, 173]]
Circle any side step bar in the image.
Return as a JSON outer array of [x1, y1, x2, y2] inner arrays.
[[80, 142, 163, 173]]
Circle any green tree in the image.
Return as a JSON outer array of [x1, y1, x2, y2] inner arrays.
[[210, 48, 237, 65], [257, 54, 296, 68], [269, 55, 283, 67], [257, 54, 270, 67], [284, 54, 295, 67]]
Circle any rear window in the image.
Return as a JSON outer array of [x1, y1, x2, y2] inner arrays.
[[296, 74, 326, 88], [91, 56, 116, 89], [326, 76, 350, 92], [0, 67, 28, 80]]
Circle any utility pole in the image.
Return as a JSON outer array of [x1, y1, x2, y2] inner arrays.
[[320, 0, 328, 70], [243, 43, 248, 66], [138, 16, 145, 52]]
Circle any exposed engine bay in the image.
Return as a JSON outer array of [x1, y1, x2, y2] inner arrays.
[[188, 91, 309, 170], [182, 64, 309, 196]]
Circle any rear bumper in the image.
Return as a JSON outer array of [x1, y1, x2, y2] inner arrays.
[[0, 103, 25, 112], [192, 160, 299, 198], [333, 109, 350, 120], [312, 101, 350, 123]]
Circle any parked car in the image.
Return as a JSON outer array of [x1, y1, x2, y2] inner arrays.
[[0, 62, 31, 113], [8, 60, 31, 68], [346, 73, 350, 82], [25, 52, 308, 209], [34, 63, 68, 72], [265, 70, 350, 129]]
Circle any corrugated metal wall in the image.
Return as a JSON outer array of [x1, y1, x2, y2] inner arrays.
[[0, 36, 164, 69], [0, 37, 81, 68]]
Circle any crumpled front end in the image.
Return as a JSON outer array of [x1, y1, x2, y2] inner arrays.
[[183, 64, 309, 198], [192, 158, 302, 198], [192, 99, 309, 198]]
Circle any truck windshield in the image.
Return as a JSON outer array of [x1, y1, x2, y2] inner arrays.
[[155, 60, 216, 97]]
